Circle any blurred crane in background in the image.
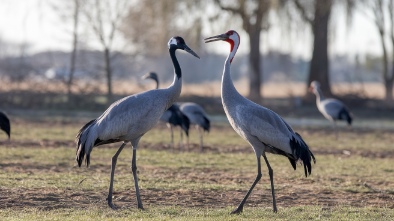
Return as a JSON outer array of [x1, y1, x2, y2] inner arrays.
[[309, 81, 353, 139], [179, 102, 210, 152]]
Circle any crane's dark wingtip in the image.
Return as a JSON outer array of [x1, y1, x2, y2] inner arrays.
[[290, 133, 315, 177], [0, 111, 11, 139]]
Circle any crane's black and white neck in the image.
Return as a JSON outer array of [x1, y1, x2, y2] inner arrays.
[[142, 72, 159, 89], [166, 36, 200, 107], [309, 81, 325, 103]]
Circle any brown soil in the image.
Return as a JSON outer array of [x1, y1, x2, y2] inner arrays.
[[1, 142, 393, 211], [1, 186, 393, 211]]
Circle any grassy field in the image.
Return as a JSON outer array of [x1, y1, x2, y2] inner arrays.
[[0, 111, 393, 220]]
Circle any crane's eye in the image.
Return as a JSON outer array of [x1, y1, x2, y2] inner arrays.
[[226, 30, 234, 35]]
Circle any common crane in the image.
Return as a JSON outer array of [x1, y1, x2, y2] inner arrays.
[[179, 102, 210, 152], [0, 111, 10, 140], [309, 81, 352, 139], [142, 72, 190, 148], [205, 30, 315, 213], [76, 36, 199, 210]]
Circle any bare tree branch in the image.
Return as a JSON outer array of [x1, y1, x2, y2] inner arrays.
[[214, 0, 244, 15], [293, 0, 313, 24]]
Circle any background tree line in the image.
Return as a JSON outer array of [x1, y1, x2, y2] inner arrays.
[[1, 0, 393, 105]]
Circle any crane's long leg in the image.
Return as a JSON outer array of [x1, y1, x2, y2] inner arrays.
[[231, 155, 262, 214], [167, 123, 174, 147], [186, 134, 190, 151], [263, 154, 277, 213], [198, 126, 203, 152], [179, 127, 183, 149], [107, 142, 127, 209], [334, 121, 338, 140], [131, 138, 144, 210]]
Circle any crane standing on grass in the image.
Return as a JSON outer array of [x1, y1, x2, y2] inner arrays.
[[309, 81, 352, 139], [142, 72, 190, 148], [0, 111, 10, 140], [205, 30, 315, 214], [76, 36, 199, 210]]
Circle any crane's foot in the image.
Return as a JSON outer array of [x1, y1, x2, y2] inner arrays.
[[107, 200, 118, 210], [273, 206, 278, 213], [230, 205, 243, 214], [137, 204, 144, 210]]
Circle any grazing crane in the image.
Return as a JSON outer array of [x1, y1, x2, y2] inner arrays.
[[179, 102, 210, 152], [142, 72, 190, 148], [76, 36, 199, 210], [0, 111, 10, 140], [205, 30, 315, 214], [309, 81, 352, 139]]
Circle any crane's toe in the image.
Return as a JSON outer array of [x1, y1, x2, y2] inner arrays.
[[107, 198, 118, 210], [230, 206, 243, 214]]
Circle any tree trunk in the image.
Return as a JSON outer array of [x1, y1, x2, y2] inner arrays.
[[247, 28, 262, 103], [385, 80, 393, 102], [377, 25, 391, 102], [306, 0, 332, 98], [104, 48, 113, 102], [67, 0, 79, 102], [67, 44, 77, 97], [390, 0, 394, 103]]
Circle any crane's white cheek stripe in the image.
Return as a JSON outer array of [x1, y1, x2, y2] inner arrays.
[[168, 38, 178, 48]]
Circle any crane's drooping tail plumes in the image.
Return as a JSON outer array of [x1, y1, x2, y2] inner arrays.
[[338, 108, 352, 125], [0, 111, 11, 139], [167, 105, 190, 136], [180, 114, 190, 136], [202, 115, 210, 132], [290, 133, 316, 177], [76, 119, 96, 167]]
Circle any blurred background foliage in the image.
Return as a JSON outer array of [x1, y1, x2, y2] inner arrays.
[[0, 0, 393, 112]]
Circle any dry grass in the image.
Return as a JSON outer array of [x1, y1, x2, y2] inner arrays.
[[0, 111, 393, 220]]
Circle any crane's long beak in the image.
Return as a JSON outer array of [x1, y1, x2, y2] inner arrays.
[[141, 73, 149, 80], [204, 33, 228, 43], [183, 44, 200, 59]]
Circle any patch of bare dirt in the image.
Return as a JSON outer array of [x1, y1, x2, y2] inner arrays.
[[1, 184, 393, 211]]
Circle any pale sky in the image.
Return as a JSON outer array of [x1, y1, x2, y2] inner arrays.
[[0, 0, 384, 60]]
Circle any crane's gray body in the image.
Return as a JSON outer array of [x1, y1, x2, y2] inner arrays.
[[221, 61, 300, 159], [142, 72, 190, 146], [79, 80, 180, 157], [318, 98, 346, 122], [179, 102, 210, 131]]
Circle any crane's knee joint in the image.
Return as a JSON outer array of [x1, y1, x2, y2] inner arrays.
[[111, 156, 118, 164], [268, 169, 273, 177]]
